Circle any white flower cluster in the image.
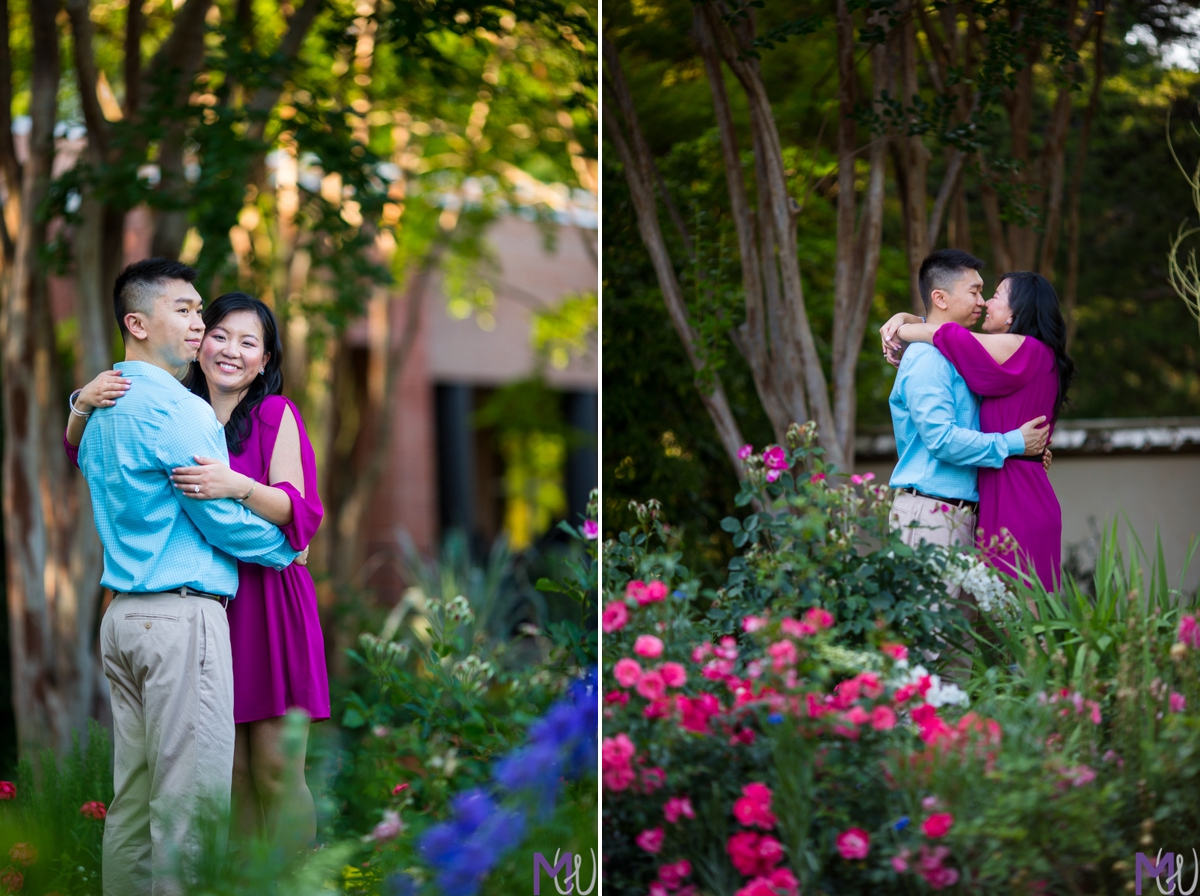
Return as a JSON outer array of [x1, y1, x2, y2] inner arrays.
[[451, 654, 495, 691], [942, 553, 1018, 618], [445, 594, 475, 625], [892, 662, 970, 708]]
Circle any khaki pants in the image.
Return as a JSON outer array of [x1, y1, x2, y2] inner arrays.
[[890, 491, 979, 674], [100, 592, 235, 896]]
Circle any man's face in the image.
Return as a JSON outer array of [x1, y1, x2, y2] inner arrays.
[[933, 269, 985, 327], [128, 279, 205, 368]]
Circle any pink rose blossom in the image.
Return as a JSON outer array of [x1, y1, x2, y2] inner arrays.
[[727, 832, 784, 876], [636, 827, 665, 854], [0, 782, 15, 800], [762, 446, 788, 470], [626, 580, 648, 603], [714, 637, 739, 660], [810, 472, 826, 483], [803, 606, 834, 629], [583, 519, 599, 539], [601, 733, 637, 791], [891, 848, 911, 872], [663, 796, 696, 823], [733, 782, 777, 830], [743, 615, 768, 633], [80, 800, 107, 820], [851, 474, 864, 485], [644, 581, 669, 603], [922, 813, 954, 838], [649, 882, 669, 896], [767, 639, 798, 672], [658, 860, 692, 889], [606, 691, 630, 706], [678, 693, 721, 734], [660, 662, 687, 688], [635, 635, 665, 658], [644, 697, 674, 719], [1180, 614, 1200, 648], [641, 767, 667, 792], [738, 444, 754, 460], [733, 879, 776, 896], [780, 618, 817, 638], [836, 827, 871, 860], [870, 705, 897, 730], [602, 601, 629, 633], [1171, 691, 1187, 713], [369, 809, 404, 842], [881, 642, 909, 661], [691, 643, 713, 663], [843, 705, 871, 727], [637, 671, 667, 701], [614, 657, 643, 688], [768, 867, 800, 896]]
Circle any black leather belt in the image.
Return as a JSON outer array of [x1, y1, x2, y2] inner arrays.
[[899, 487, 978, 512], [115, 587, 229, 608]]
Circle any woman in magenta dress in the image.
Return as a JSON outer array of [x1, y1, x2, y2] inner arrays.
[[66, 292, 328, 843], [881, 272, 1075, 591]]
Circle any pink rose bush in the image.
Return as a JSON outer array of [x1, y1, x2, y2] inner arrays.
[[605, 430, 1200, 895]]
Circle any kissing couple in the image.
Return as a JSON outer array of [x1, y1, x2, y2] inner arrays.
[[881, 248, 1075, 602]]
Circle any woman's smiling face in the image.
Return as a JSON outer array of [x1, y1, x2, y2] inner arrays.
[[197, 309, 269, 397]]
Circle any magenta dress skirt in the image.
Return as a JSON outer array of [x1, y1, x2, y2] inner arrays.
[[226, 394, 329, 723], [933, 323, 1063, 591]]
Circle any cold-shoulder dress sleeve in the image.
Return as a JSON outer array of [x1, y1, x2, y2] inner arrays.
[[258, 395, 323, 551], [932, 322, 1040, 397], [64, 432, 80, 468]]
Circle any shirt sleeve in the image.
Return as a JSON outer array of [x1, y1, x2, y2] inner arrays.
[[933, 323, 1038, 398], [154, 403, 299, 568], [905, 351, 1025, 469]]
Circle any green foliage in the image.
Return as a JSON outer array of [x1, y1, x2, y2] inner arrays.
[[0, 722, 111, 894]]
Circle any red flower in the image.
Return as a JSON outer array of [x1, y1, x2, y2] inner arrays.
[[733, 879, 777, 896], [0, 868, 21, 893], [733, 782, 777, 830], [1179, 614, 1200, 648], [80, 801, 107, 820], [922, 813, 954, 838], [835, 827, 870, 860], [605, 691, 630, 706], [636, 827, 665, 854], [643, 697, 674, 720], [762, 446, 788, 471], [881, 642, 909, 661], [391, 783, 410, 796], [0, 782, 14, 800], [6, 844, 35, 866]]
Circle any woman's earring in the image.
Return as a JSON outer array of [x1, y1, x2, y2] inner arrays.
[[259, 369, 265, 376], [1006, 318, 1012, 325]]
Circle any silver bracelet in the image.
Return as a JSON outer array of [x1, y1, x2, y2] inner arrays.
[[68, 389, 91, 419]]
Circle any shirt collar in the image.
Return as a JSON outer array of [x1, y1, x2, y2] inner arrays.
[[118, 360, 191, 391]]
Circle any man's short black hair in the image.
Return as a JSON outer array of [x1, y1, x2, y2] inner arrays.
[[918, 249, 985, 314], [112, 257, 198, 339]]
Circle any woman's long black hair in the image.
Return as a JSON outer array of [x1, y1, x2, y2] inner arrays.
[[998, 271, 1075, 419], [187, 292, 284, 455]]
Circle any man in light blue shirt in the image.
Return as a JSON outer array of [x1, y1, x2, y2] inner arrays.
[[884, 250, 1048, 553], [82, 258, 298, 896]]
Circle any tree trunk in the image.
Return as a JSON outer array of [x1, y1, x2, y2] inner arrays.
[[2, 0, 106, 757], [602, 37, 749, 474]]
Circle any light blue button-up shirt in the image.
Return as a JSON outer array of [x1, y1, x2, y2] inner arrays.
[[78, 360, 298, 597], [888, 343, 1025, 502]]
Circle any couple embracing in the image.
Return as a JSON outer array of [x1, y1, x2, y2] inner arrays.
[[882, 248, 1075, 597], [67, 258, 329, 895]]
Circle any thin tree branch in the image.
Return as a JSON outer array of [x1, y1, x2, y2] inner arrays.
[[123, 0, 144, 118], [65, 0, 111, 158]]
